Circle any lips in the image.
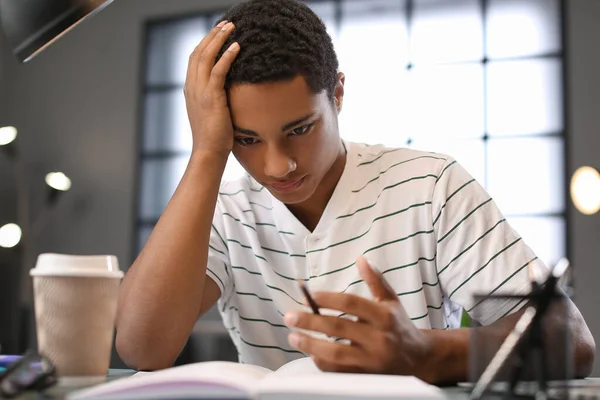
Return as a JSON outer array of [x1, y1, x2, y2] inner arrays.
[[269, 176, 306, 193]]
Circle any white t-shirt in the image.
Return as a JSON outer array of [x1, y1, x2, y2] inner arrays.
[[206, 142, 540, 371]]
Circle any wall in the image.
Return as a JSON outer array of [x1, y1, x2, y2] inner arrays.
[[0, 0, 598, 372], [566, 0, 600, 376]]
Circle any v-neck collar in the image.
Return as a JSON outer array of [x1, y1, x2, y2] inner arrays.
[[270, 141, 356, 236]]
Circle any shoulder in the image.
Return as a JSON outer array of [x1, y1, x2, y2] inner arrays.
[[347, 142, 453, 185]]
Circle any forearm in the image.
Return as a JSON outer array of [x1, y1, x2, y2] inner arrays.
[[421, 299, 595, 385], [115, 151, 228, 369]]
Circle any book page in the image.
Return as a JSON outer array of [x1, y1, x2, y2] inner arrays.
[[258, 372, 445, 400], [274, 357, 321, 375], [68, 361, 272, 400]]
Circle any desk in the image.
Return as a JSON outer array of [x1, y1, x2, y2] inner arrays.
[[12, 370, 600, 399]]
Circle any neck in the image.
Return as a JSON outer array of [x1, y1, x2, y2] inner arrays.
[[287, 141, 347, 232]]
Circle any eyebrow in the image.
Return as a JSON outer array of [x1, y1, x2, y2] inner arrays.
[[233, 112, 317, 137]]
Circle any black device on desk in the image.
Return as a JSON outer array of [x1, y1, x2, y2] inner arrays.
[[0, 352, 57, 398], [470, 259, 571, 400]]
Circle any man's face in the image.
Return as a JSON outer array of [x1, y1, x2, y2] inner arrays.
[[228, 74, 344, 205]]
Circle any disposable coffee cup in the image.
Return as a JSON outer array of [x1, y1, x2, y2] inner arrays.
[[30, 254, 124, 385]]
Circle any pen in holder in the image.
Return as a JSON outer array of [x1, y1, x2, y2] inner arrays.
[[469, 259, 574, 400]]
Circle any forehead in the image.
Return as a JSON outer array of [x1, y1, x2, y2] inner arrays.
[[228, 76, 326, 129]]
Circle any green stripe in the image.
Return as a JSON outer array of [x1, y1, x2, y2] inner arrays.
[[437, 198, 493, 243], [309, 202, 431, 254], [235, 291, 274, 302], [239, 315, 289, 329], [432, 179, 476, 226], [220, 189, 245, 196], [255, 222, 279, 228], [436, 160, 457, 183], [209, 244, 226, 256], [265, 284, 303, 305], [227, 239, 267, 262], [449, 238, 522, 299], [232, 265, 262, 276], [352, 155, 446, 193], [223, 261, 230, 278], [427, 301, 444, 310], [212, 223, 229, 250], [250, 201, 273, 210], [499, 298, 528, 320], [397, 286, 424, 297], [224, 212, 296, 236], [206, 267, 225, 292], [438, 219, 506, 275], [223, 212, 257, 232], [357, 148, 403, 167], [411, 312, 429, 321], [250, 186, 265, 192], [239, 337, 304, 354], [466, 257, 537, 313], [381, 256, 436, 275], [261, 246, 289, 255], [339, 256, 436, 294], [232, 265, 308, 283], [311, 230, 434, 279], [339, 175, 437, 219]]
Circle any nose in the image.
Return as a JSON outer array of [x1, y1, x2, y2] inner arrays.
[[264, 144, 296, 179]]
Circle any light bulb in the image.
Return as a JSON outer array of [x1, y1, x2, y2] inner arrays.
[[0, 126, 18, 146], [571, 166, 600, 215], [45, 172, 72, 191], [0, 223, 22, 248]]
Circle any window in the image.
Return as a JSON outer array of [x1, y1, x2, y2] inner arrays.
[[138, 0, 566, 273]]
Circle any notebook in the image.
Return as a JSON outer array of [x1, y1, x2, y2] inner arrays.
[[67, 357, 445, 400]]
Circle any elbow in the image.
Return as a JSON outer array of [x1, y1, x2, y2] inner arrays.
[[574, 328, 596, 378], [115, 328, 177, 372]]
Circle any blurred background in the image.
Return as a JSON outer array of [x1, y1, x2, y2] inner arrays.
[[0, 0, 598, 374]]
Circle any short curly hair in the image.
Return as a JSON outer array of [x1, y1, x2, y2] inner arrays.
[[216, 0, 339, 98]]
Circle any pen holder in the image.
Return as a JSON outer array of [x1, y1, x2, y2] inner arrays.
[[468, 292, 574, 387]]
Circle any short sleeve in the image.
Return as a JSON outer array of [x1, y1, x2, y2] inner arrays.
[[431, 157, 545, 326], [206, 199, 234, 305]]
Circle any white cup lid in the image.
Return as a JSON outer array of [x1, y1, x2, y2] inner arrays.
[[30, 253, 124, 279]]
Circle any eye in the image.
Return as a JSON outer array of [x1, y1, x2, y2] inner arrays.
[[290, 122, 315, 136], [235, 137, 260, 146]]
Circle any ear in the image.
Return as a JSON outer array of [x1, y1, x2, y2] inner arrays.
[[334, 72, 345, 115]]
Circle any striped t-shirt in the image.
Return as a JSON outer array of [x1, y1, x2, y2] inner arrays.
[[206, 142, 541, 371]]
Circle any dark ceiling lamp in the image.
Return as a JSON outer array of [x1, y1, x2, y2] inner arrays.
[[0, 0, 114, 63]]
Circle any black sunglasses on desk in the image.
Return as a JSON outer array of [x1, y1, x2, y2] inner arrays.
[[0, 352, 58, 398]]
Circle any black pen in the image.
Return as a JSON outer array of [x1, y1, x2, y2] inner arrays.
[[298, 281, 320, 315]]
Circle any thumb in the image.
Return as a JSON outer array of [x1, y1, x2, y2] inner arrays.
[[357, 256, 397, 302]]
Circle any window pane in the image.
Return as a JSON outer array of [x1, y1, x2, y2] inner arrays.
[[487, 137, 564, 215], [487, 0, 561, 59], [140, 156, 190, 220], [223, 155, 246, 183], [137, 225, 153, 254], [143, 90, 191, 152], [146, 17, 207, 86], [338, 0, 409, 146], [487, 58, 563, 137], [409, 138, 485, 186], [406, 64, 484, 139], [506, 216, 565, 267], [307, 1, 337, 43], [411, 0, 483, 65]]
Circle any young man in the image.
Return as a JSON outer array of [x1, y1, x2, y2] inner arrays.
[[116, 0, 595, 383]]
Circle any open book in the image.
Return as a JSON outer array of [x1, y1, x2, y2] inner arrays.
[[68, 357, 445, 400]]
